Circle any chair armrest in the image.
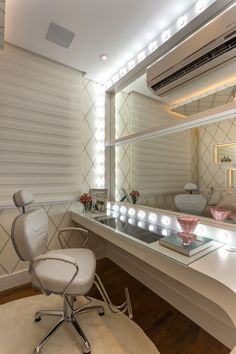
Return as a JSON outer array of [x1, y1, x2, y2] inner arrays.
[[58, 227, 88, 249], [30, 254, 79, 296]]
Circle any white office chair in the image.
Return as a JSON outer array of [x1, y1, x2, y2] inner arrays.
[[11, 190, 104, 354]]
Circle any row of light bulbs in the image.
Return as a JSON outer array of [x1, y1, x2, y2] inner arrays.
[[111, 204, 173, 227], [104, 0, 209, 89], [109, 204, 235, 245], [95, 86, 106, 188], [109, 203, 212, 235], [117, 213, 169, 236]]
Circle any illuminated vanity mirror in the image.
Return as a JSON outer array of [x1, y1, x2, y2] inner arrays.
[[111, 75, 236, 222], [213, 141, 236, 164], [227, 169, 236, 188]]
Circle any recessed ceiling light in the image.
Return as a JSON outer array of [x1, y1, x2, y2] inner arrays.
[[100, 53, 108, 61]]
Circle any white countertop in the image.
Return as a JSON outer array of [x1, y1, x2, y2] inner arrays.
[[70, 207, 236, 330]]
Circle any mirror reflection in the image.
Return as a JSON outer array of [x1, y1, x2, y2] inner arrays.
[[113, 76, 236, 222], [213, 142, 236, 164]]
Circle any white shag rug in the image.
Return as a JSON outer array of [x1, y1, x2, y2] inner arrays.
[[0, 295, 160, 354]]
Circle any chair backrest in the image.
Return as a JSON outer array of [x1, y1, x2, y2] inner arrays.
[[11, 191, 48, 261]]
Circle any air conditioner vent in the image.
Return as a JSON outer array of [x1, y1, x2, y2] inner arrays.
[[151, 35, 236, 93]]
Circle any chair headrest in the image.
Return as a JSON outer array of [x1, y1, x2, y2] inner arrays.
[[184, 183, 198, 192], [13, 190, 34, 207]]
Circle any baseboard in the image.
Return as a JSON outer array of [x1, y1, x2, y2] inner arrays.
[[106, 243, 236, 349], [0, 269, 31, 292]]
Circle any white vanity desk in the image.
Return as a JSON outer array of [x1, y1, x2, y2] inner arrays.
[[70, 202, 236, 350]]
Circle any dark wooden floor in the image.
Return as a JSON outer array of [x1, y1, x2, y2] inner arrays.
[[0, 258, 230, 354]]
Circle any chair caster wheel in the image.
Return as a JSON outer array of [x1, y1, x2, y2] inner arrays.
[[34, 317, 41, 322], [34, 347, 41, 353], [99, 311, 105, 316]]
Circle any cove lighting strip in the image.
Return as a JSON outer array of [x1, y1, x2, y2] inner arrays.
[[171, 79, 236, 110], [104, 0, 215, 90], [95, 85, 106, 188]]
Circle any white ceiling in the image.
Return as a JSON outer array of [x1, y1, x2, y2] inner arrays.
[[4, 0, 197, 83]]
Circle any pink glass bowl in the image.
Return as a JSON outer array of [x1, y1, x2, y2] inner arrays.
[[177, 232, 196, 246], [177, 215, 199, 234], [210, 207, 231, 221]]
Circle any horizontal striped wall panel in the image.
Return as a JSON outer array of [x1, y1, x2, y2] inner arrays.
[[130, 93, 192, 195], [0, 43, 83, 205]]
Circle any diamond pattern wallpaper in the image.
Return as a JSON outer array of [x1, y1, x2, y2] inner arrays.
[[199, 116, 236, 191]]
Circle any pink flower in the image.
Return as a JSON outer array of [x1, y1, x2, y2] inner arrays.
[[129, 190, 140, 197], [79, 193, 92, 204]]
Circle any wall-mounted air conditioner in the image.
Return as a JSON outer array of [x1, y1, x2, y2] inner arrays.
[[146, 4, 236, 97]]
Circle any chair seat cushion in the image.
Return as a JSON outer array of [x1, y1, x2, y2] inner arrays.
[[31, 248, 96, 296]]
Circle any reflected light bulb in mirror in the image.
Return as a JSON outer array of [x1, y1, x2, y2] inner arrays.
[[112, 204, 119, 212], [149, 213, 157, 222], [138, 210, 145, 219], [149, 225, 155, 232], [162, 229, 168, 236]]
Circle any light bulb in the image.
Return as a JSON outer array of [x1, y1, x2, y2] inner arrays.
[[128, 60, 135, 70], [138, 51, 145, 62], [162, 216, 170, 225], [120, 206, 127, 214], [196, 0, 206, 13], [177, 16, 187, 29], [128, 208, 135, 216], [112, 204, 119, 211], [138, 210, 145, 219], [149, 41, 157, 53], [120, 67, 127, 77], [112, 74, 119, 83], [162, 30, 170, 42], [162, 229, 168, 236], [149, 213, 157, 222]]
